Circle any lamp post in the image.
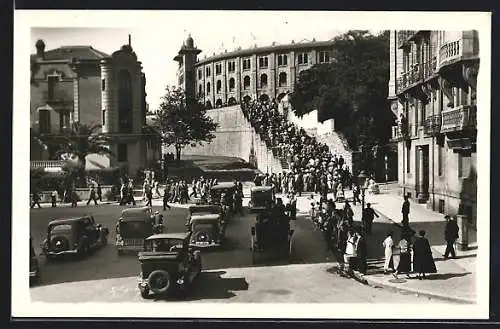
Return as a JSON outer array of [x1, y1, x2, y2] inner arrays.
[[384, 154, 388, 184], [357, 170, 369, 210]]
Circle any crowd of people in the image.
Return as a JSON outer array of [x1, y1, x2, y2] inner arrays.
[[241, 99, 355, 200]]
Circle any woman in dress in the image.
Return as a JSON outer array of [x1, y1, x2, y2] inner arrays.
[[412, 230, 437, 280], [393, 234, 412, 279], [382, 231, 394, 275]]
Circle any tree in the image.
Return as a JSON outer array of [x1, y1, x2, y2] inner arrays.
[[153, 86, 219, 167], [289, 30, 395, 151], [42, 122, 114, 184]]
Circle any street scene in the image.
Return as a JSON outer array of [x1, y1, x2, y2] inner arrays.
[[23, 11, 482, 312]]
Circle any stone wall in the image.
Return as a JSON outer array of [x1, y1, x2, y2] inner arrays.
[[164, 105, 282, 174]]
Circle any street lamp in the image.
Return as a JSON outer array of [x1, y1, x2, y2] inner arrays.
[[384, 154, 388, 184], [357, 170, 369, 210]]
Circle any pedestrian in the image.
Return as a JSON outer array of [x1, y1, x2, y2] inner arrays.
[[96, 183, 102, 202], [412, 230, 437, 280], [354, 228, 367, 274], [393, 233, 412, 279], [289, 193, 297, 220], [352, 183, 361, 205], [163, 183, 171, 211], [31, 189, 42, 209], [344, 228, 358, 275], [128, 179, 136, 206], [402, 195, 410, 225], [401, 221, 415, 242], [444, 215, 459, 259], [362, 203, 379, 235], [87, 185, 98, 206], [70, 187, 78, 208], [343, 201, 354, 226], [120, 183, 127, 205], [51, 189, 58, 208], [382, 231, 394, 275], [145, 186, 153, 207]]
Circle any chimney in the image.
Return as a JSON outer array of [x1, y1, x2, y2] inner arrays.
[[128, 34, 131, 47], [35, 39, 45, 59]]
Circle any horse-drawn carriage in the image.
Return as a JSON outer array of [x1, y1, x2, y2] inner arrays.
[[249, 200, 294, 264]]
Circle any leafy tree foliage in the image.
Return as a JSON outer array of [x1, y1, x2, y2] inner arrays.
[[153, 86, 219, 166], [33, 122, 114, 184], [290, 30, 395, 150]]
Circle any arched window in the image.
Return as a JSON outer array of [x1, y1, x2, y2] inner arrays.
[[118, 70, 132, 133], [228, 97, 237, 105], [260, 74, 268, 88], [279, 72, 287, 87], [205, 101, 212, 109], [229, 78, 235, 91], [216, 99, 223, 107], [216, 80, 222, 93], [243, 76, 250, 90], [207, 82, 211, 94]]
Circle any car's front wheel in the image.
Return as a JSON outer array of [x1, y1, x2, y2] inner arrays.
[[147, 270, 171, 295]]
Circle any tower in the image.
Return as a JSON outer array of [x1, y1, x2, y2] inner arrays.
[[174, 34, 202, 104]]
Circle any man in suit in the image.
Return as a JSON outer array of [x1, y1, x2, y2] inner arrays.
[[444, 215, 459, 259]]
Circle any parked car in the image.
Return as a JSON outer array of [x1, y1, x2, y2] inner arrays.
[[116, 206, 164, 256], [41, 216, 109, 261], [248, 186, 274, 212], [137, 232, 202, 299], [187, 213, 226, 248], [209, 182, 236, 213], [30, 236, 40, 284], [185, 204, 224, 228]]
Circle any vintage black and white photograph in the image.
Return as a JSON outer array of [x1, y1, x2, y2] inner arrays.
[[13, 10, 490, 319]]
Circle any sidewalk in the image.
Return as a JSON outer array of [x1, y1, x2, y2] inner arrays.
[[289, 186, 476, 304]]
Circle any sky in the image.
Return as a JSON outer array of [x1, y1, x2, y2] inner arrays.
[[30, 11, 375, 112]]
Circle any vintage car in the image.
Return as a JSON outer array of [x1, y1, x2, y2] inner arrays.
[[209, 182, 236, 213], [187, 213, 226, 248], [137, 232, 202, 299], [185, 204, 224, 228], [248, 186, 274, 212], [116, 206, 164, 256], [30, 236, 40, 284], [41, 216, 109, 260], [250, 209, 294, 264]]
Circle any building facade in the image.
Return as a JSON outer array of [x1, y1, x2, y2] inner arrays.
[[388, 30, 479, 227], [30, 38, 160, 176], [174, 35, 336, 107]]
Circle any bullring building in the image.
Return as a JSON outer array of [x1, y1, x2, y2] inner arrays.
[[174, 35, 336, 107]]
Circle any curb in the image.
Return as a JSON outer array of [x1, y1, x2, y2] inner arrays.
[[362, 275, 475, 304]]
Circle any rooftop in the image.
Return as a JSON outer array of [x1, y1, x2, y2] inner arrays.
[[33, 45, 109, 62], [195, 39, 336, 66]]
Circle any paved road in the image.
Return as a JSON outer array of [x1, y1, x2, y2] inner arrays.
[[30, 200, 331, 287]]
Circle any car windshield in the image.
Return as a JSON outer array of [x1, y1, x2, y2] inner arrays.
[[192, 222, 216, 231], [146, 238, 185, 252], [253, 192, 272, 204], [118, 220, 152, 238], [50, 224, 73, 234]]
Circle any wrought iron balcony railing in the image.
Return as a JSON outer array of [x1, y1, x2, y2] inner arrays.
[[440, 105, 477, 134], [30, 160, 65, 169], [423, 114, 442, 136]]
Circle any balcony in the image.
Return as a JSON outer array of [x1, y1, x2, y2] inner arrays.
[[391, 126, 402, 141], [397, 31, 417, 48], [30, 160, 65, 170], [391, 123, 411, 142], [423, 114, 442, 136], [439, 39, 462, 67], [441, 105, 477, 134], [396, 58, 438, 95]]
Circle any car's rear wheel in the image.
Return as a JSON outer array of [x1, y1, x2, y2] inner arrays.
[[147, 270, 171, 295]]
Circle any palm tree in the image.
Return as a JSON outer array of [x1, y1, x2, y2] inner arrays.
[[57, 121, 114, 170]]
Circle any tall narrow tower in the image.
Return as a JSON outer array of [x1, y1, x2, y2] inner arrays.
[[174, 34, 202, 104]]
